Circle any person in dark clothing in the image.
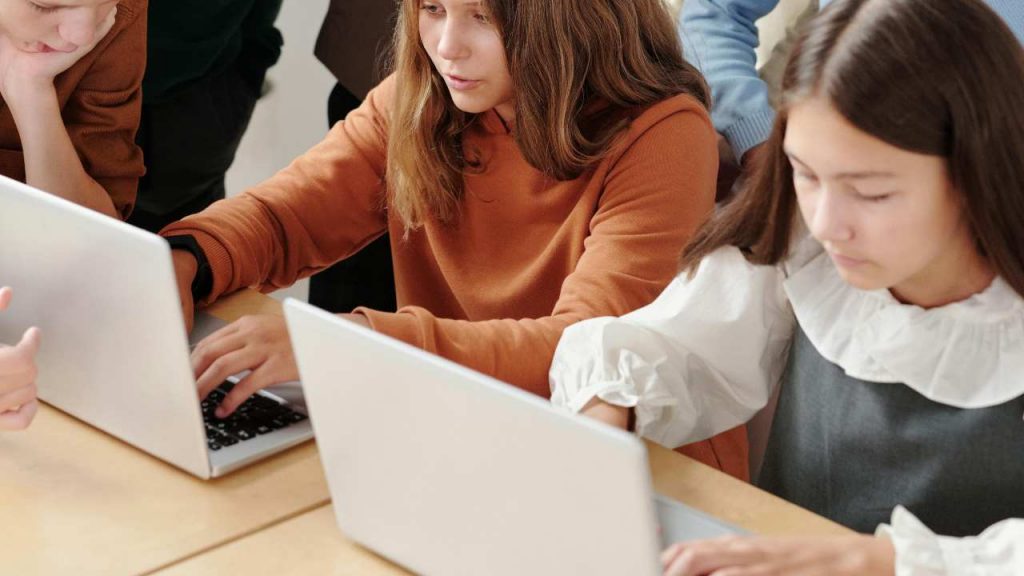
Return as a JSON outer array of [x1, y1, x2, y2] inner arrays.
[[308, 0, 398, 314], [128, 0, 284, 233]]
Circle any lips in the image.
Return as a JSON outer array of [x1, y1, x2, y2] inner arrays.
[[443, 73, 481, 91], [829, 251, 868, 268], [28, 42, 76, 54]]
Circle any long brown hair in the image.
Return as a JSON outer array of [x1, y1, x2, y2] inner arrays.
[[386, 0, 709, 231], [680, 0, 1024, 298]]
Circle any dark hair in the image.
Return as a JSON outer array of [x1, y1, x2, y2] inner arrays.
[[387, 0, 708, 230], [680, 0, 1024, 298]]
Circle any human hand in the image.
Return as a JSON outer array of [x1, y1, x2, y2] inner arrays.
[[661, 534, 895, 576], [0, 287, 42, 431], [171, 249, 198, 334], [580, 397, 631, 430], [191, 314, 298, 418], [0, 6, 116, 104]]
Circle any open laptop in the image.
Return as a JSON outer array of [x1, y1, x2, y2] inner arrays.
[[284, 299, 741, 576], [0, 176, 312, 478]]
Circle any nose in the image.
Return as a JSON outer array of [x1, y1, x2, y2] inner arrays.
[[808, 187, 854, 244], [57, 6, 111, 47], [436, 18, 470, 61]]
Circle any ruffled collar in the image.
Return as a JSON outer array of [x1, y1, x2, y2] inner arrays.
[[782, 247, 1024, 409]]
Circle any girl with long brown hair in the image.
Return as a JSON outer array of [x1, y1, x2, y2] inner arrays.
[[161, 1, 747, 476], [551, 0, 1024, 573]]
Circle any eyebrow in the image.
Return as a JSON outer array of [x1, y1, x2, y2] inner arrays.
[[785, 151, 897, 180]]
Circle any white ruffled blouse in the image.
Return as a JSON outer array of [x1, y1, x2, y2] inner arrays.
[[549, 239, 1024, 575]]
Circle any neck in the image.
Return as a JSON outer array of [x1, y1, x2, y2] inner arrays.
[[890, 239, 996, 309], [493, 102, 515, 128]]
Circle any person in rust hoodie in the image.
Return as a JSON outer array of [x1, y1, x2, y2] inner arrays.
[[0, 0, 145, 219], [165, 0, 749, 480]]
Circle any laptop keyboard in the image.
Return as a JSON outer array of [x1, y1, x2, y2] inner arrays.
[[202, 381, 308, 451]]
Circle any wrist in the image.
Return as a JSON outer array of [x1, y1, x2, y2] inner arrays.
[[166, 235, 213, 301], [581, 398, 632, 430], [3, 78, 56, 117], [171, 249, 199, 283]]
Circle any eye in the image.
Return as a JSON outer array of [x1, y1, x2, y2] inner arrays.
[[420, 2, 444, 17], [28, 1, 58, 13], [473, 11, 491, 24], [858, 192, 893, 203]]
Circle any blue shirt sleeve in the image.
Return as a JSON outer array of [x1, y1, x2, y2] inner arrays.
[[679, 0, 784, 160], [680, 0, 1019, 162]]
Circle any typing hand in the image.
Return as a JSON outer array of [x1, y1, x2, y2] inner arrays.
[[191, 314, 299, 418], [661, 534, 895, 576], [0, 287, 42, 431]]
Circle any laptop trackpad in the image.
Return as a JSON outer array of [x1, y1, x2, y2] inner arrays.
[[655, 494, 745, 548]]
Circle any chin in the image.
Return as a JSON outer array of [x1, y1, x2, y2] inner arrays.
[[449, 95, 494, 115], [834, 268, 888, 292]]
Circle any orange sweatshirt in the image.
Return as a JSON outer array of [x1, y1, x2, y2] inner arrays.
[[164, 76, 749, 479], [0, 0, 147, 219]]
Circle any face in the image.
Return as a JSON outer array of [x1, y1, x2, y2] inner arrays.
[[418, 0, 515, 121], [0, 0, 117, 53], [785, 96, 990, 306]]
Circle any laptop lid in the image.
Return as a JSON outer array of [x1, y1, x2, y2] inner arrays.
[[284, 299, 664, 576], [0, 177, 210, 477]]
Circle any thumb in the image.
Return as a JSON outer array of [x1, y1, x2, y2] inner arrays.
[[0, 287, 11, 311], [16, 326, 41, 358]]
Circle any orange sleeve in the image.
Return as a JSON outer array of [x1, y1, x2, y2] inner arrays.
[[356, 107, 719, 397], [160, 76, 394, 306], [63, 0, 147, 220]]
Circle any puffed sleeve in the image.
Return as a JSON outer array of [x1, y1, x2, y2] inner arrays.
[[877, 507, 1024, 576], [549, 246, 795, 448]]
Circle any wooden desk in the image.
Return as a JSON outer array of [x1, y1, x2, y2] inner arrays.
[[0, 290, 331, 576], [157, 443, 850, 575]]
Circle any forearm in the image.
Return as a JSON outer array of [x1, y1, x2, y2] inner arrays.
[[7, 83, 117, 218], [356, 306, 575, 397]]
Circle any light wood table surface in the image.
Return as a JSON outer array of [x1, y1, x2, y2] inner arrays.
[[0, 290, 331, 576], [157, 443, 850, 575]]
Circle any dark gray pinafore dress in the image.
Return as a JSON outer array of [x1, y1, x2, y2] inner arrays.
[[757, 325, 1024, 536]]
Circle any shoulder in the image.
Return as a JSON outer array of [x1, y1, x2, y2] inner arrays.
[[598, 93, 716, 170], [627, 93, 714, 137], [619, 94, 715, 154]]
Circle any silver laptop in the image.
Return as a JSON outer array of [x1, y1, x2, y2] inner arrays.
[[284, 299, 740, 576], [0, 176, 312, 478]]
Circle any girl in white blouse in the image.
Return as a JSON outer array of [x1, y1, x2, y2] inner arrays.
[[549, 0, 1024, 574]]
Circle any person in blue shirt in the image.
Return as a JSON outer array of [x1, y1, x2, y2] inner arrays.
[[681, 0, 1024, 168]]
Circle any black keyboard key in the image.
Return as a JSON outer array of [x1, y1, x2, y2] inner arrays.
[[201, 381, 306, 447]]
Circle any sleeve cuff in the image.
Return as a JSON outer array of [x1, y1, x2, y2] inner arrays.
[[876, 506, 1020, 576], [721, 108, 777, 161]]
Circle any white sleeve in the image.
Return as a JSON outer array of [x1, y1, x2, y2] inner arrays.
[[549, 247, 795, 448], [876, 507, 1024, 576]]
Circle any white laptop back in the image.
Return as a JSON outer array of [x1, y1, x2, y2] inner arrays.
[[0, 176, 210, 476], [285, 299, 665, 576]]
